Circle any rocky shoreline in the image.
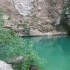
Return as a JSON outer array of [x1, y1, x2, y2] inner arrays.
[[18, 31, 67, 37], [0, 0, 65, 37]]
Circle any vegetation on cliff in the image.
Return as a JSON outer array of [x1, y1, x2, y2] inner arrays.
[[0, 10, 46, 70], [60, 2, 70, 34]]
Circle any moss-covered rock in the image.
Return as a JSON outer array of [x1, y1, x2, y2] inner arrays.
[[60, 2, 70, 34]]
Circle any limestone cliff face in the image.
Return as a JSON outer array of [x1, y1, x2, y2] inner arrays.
[[0, 0, 65, 36]]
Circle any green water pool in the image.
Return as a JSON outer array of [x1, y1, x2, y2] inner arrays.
[[0, 36, 70, 70], [31, 36, 70, 70]]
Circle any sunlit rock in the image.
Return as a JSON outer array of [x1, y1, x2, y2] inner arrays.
[[0, 60, 13, 70]]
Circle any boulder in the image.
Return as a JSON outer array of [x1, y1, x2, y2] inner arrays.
[[8, 56, 23, 64], [0, 60, 13, 70]]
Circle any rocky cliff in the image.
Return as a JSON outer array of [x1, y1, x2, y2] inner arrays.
[[0, 0, 66, 36]]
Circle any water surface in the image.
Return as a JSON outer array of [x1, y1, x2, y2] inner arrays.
[[0, 36, 70, 70], [30, 36, 70, 70]]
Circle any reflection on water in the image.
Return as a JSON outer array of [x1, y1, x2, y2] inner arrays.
[[0, 36, 70, 70], [30, 36, 70, 70]]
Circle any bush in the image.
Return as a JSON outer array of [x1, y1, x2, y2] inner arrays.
[[0, 10, 45, 70], [60, 5, 70, 34]]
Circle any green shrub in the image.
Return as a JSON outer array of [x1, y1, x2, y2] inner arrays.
[[0, 10, 45, 70], [60, 5, 70, 34]]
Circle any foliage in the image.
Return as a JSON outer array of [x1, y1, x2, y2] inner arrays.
[[0, 10, 46, 70], [5, 38, 45, 70], [60, 4, 70, 34]]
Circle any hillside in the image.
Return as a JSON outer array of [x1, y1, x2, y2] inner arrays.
[[0, 0, 66, 36]]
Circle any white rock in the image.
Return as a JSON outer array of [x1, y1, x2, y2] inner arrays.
[[3, 15, 10, 20], [12, 0, 34, 16], [0, 60, 13, 70]]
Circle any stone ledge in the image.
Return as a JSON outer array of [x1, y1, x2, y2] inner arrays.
[[18, 31, 67, 37]]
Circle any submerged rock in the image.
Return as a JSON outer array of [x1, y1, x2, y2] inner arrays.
[[0, 60, 13, 70], [8, 56, 23, 64]]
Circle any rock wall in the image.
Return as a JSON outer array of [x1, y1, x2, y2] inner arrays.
[[0, 0, 65, 36]]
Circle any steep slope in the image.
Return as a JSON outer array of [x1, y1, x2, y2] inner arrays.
[[0, 0, 66, 36]]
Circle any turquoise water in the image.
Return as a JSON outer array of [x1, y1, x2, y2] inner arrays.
[[30, 36, 70, 70], [0, 36, 70, 70]]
